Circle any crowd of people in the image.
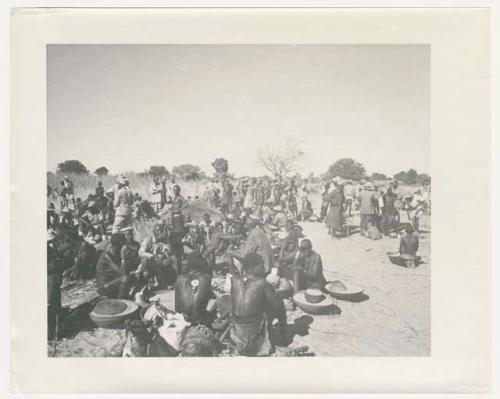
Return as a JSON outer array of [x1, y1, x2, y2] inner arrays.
[[47, 172, 430, 356]]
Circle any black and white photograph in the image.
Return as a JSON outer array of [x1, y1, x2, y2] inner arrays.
[[46, 44, 431, 358]]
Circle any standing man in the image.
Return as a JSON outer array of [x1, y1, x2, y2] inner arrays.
[[343, 180, 356, 217], [220, 177, 234, 215], [358, 182, 379, 237], [170, 184, 189, 273], [283, 180, 298, 219], [253, 179, 266, 217], [151, 177, 162, 212], [112, 175, 134, 233]]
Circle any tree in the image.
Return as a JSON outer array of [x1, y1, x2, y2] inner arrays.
[[172, 164, 205, 181], [325, 158, 366, 181], [211, 158, 229, 176], [393, 168, 420, 185], [147, 165, 169, 177], [416, 173, 431, 186], [57, 160, 88, 175], [393, 170, 407, 182], [94, 166, 109, 177], [371, 172, 388, 181], [256, 139, 304, 182]]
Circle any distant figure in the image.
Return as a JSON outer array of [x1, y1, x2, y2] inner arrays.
[[324, 179, 344, 238], [170, 185, 189, 273], [112, 175, 134, 233], [343, 180, 356, 217], [358, 182, 379, 237], [151, 177, 162, 212]]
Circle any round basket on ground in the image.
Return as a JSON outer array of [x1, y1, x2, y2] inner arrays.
[[293, 289, 334, 315], [89, 298, 139, 328], [325, 280, 364, 300]]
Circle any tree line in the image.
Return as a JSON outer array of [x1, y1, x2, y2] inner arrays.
[[55, 155, 430, 186]]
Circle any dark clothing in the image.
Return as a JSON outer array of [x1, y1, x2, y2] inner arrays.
[[324, 188, 344, 231], [400, 234, 419, 256], [291, 251, 326, 292]]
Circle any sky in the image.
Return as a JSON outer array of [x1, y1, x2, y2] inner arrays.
[[47, 44, 430, 177]]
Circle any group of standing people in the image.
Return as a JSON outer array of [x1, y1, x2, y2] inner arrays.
[[322, 178, 430, 239]]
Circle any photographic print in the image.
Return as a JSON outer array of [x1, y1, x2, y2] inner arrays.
[[46, 44, 431, 358]]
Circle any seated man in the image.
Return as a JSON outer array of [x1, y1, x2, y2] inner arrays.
[[182, 225, 206, 254], [138, 222, 177, 288], [277, 220, 300, 267], [229, 253, 281, 356], [175, 252, 214, 325], [289, 239, 326, 293], [96, 233, 129, 298], [398, 225, 419, 268]]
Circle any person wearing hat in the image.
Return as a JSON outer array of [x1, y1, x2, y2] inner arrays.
[[175, 252, 214, 325], [343, 180, 356, 217], [112, 175, 134, 234], [151, 177, 163, 212], [290, 239, 326, 294], [229, 253, 281, 356], [358, 182, 380, 237]]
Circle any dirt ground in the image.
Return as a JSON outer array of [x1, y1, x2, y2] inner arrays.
[[287, 215, 430, 356]]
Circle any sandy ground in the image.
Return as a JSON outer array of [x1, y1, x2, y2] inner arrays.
[[287, 216, 430, 356]]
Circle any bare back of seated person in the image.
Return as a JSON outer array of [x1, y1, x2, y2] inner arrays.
[[231, 274, 279, 319], [175, 272, 213, 324]]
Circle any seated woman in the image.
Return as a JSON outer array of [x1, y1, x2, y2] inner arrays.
[[175, 252, 214, 326], [96, 233, 129, 299], [290, 239, 326, 293]]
